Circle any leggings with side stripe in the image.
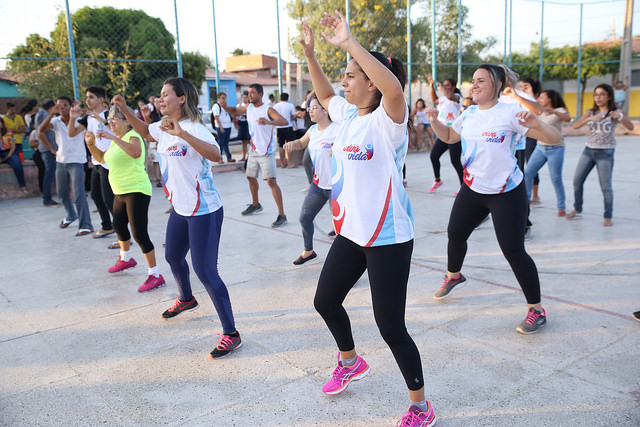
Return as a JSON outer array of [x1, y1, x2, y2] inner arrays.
[[447, 182, 541, 304], [314, 235, 424, 391], [165, 207, 236, 334]]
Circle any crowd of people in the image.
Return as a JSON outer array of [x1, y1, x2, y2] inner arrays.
[[1, 11, 637, 425]]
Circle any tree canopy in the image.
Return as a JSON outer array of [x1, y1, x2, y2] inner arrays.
[[286, 0, 495, 81], [9, 7, 209, 102]]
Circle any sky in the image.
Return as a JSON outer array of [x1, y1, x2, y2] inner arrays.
[[0, 0, 637, 71]]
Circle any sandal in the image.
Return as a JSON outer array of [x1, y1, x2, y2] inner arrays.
[[93, 229, 115, 238], [75, 228, 94, 236], [59, 218, 76, 229]]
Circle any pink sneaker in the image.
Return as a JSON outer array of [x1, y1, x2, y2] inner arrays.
[[321, 354, 370, 395], [428, 180, 443, 192], [396, 402, 436, 427], [108, 257, 137, 273], [138, 274, 166, 293]]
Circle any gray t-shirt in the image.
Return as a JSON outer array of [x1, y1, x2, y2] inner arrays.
[[34, 109, 57, 153], [586, 110, 621, 149]]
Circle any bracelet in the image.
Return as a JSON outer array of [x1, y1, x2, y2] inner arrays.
[[618, 112, 624, 120]]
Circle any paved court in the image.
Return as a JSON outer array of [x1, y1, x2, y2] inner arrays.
[[1, 135, 638, 426]]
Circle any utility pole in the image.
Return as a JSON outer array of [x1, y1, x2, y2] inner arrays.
[[620, 0, 634, 116]]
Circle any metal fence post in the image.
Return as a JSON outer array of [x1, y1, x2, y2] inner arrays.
[[346, 0, 351, 63], [539, 1, 544, 83], [457, 0, 462, 88], [276, 0, 283, 95], [576, 3, 584, 117], [64, 0, 80, 100], [407, 0, 412, 108], [212, 0, 220, 94], [431, 0, 437, 83], [173, 0, 183, 77]]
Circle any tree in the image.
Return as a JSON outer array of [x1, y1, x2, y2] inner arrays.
[[182, 52, 211, 94], [8, 7, 208, 101], [286, 0, 494, 82], [231, 48, 251, 56]]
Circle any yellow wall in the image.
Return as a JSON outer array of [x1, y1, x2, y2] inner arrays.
[[564, 89, 640, 118]]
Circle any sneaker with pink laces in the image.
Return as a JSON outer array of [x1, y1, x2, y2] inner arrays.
[[516, 307, 547, 334], [107, 257, 137, 273], [428, 180, 443, 192], [396, 402, 437, 427], [209, 332, 242, 359], [321, 354, 370, 395], [138, 274, 166, 293]]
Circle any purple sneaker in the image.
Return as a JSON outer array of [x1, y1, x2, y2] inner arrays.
[[321, 354, 370, 395], [138, 274, 166, 293], [396, 402, 437, 427], [107, 257, 137, 273]]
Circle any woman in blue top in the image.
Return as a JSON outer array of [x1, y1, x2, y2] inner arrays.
[[301, 13, 435, 426]]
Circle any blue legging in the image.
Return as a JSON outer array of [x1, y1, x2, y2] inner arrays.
[[165, 207, 236, 334]]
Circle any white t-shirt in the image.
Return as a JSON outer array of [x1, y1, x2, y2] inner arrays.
[[212, 104, 232, 128], [415, 109, 429, 125], [149, 120, 223, 217], [247, 103, 276, 156], [51, 116, 87, 164], [273, 101, 295, 129], [308, 123, 338, 190], [83, 111, 113, 168], [328, 96, 414, 247], [437, 94, 462, 126], [452, 103, 529, 194], [499, 89, 537, 150]]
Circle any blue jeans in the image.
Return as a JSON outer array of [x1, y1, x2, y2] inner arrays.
[[165, 208, 236, 334], [0, 150, 26, 187], [41, 151, 57, 202], [216, 127, 232, 161], [56, 162, 93, 229], [299, 183, 332, 251], [572, 147, 614, 219], [524, 145, 565, 210]]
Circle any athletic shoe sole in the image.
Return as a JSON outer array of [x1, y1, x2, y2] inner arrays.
[[323, 365, 371, 395], [516, 321, 546, 335], [138, 282, 166, 293], [208, 340, 243, 360], [433, 280, 466, 300]]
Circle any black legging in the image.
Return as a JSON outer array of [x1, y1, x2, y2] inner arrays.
[[447, 182, 540, 304], [430, 138, 464, 184], [314, 235, 424, 391], [112, 192, 154, 254]]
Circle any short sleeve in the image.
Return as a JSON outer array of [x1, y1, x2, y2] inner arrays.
[[193, 123, 219, 149], [328, 96, 352, 124], [451, 109, 465, 135], [213, 104, 221, 116], [148, 121, 161, 142], [373, 97, 408, 146], [508, 105, 530, 136]]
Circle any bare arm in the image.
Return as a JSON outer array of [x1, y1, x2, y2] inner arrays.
[[68, 107, 85, 137], [426, 108, 460, 143], [503, 87, 542, 115], [160, 118, 221, 162], [283, 128, 311, 152], [112, 95, 153, 141], [300, 21, 335, 110], [428, 77, 439, 105], [265, 108, 288, 127], [321, 12, 405, 123], [223, 104, 245, 115], [611, 110, 634, 130], [520, 111, 561, 143], [84, 132, 105, 163], [572, 111, 595, 129]]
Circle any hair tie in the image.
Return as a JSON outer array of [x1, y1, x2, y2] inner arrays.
[[387, 57, 392, 66]]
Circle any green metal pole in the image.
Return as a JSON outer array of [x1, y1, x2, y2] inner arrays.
[[346, 0, 351, 63], [539, 1, 544, 82], [407, 0, 412, 108], [508, 0, 513, 67], [276, 0, 283, 95], [576, 4, 584, 118], [64, 0, 79, 100], [503, 0, 507, 63], [173, 0, 183, 77], [212, 0, 220, 94], [431, 0, 437, 84]]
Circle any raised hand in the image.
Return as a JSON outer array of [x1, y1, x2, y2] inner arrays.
[[111, 95, 127, 110], [159, 117, 183, 136], [425, 107, 438, 123], [85, 130, 96, 146], [300, 20, 315, 58], [515, 110, 539, 128], [502, 86, 516, 98], [320, 11, 352, 49], [69, 106, 83, 120]]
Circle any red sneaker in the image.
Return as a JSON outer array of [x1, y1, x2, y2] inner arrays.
[[108, 257, 137, 273], [138, 274, 166, 293]]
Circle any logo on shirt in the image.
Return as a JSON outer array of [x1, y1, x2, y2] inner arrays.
[[482, 131, 506, 143], [343, 143, 373, 161], [167, 145, 188, 156]]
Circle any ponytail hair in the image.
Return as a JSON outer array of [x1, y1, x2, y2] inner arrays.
[[477, 64, 506, 100], [354, 51, 406, 115]]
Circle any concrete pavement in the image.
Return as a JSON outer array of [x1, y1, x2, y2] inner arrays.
[[1, 135, 639, 426]]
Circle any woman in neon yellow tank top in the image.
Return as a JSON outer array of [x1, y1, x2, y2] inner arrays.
[[85, 105, 165, 293]]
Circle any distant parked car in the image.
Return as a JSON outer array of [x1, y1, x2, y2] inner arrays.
[[203, 110, 239, 143]]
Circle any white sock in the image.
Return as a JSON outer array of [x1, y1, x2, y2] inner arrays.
[[148, 266, 160, 277], [340, 354, 358, 367], [411, 399, 428, 412], [120, 250, 131, 262]]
